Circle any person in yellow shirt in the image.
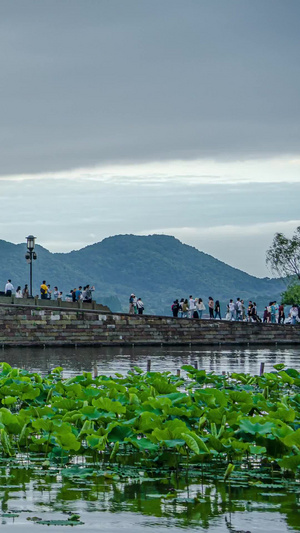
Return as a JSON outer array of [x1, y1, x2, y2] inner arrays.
[[40, 280, 48, 300]]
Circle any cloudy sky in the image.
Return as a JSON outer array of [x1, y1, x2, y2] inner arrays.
[[0, 0, 299, 277]]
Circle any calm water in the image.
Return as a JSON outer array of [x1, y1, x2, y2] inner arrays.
[[1, 344, 300, 377], [1, 461, 299, 533], [1, 344, 300, 532]]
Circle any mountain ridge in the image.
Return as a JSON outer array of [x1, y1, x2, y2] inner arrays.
[[0, 234, 284, 314]]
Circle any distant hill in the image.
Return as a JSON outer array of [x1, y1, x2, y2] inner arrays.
[[0, 234, 285, 315]]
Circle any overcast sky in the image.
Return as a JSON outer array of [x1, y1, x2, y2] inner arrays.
[[0, 0, 299, 277]]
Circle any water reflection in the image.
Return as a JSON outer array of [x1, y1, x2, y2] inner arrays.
[[0, 344, 299, 377], [0, 460, 299, 532], [0, 345, 300, 531]]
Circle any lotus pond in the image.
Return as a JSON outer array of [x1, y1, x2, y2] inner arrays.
[[1, 361, 300, 531]]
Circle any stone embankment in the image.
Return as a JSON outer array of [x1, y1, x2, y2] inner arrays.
[[0, 303, 299, 346]]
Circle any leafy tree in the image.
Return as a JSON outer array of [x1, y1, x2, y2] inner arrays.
[[266, 226, 300, 280], [281, 283, 300, 305]]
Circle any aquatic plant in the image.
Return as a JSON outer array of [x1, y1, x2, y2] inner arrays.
[[0, 362, 300, 474]]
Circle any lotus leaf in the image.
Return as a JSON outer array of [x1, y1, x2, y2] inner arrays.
[[151, 378, 177, 394], [249, 445, 267, 455], [106, 424, 134, 442], [2, 396, 17, 406], [86, 434, 107, 450], [80, 406, 102, 420], [277, 455, 300, 472], [282, 429, 300, 448], [181, 433, 200, 454], [238, 419, 275, 436], [92, 397, 126, 414], [125, 436, 159, 452]]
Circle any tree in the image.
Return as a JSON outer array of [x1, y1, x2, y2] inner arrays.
[[266, 226, 300, 280], [281, 283, 300, 306]]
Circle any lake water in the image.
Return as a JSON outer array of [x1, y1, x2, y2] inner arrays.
[[1, 344, 300, 532], [1, 344, 300, 377]]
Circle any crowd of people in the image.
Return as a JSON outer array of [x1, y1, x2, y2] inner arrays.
[[39, 281, 95, 303], [3, 279, 96, 303], [171, 296, 300, 325], [4, 280, 29, 298], [2, 280, 300, 324], [129, 294, 144, 315]]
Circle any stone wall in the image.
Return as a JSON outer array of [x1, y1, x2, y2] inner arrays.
[[0, 303, 299, 346], [0, 295, 110, 313]]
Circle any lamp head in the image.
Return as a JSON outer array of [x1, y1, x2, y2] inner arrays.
[[26, 235, 36, 250]]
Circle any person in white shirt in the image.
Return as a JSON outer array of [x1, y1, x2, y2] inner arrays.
[[236, 298, 243, 321], [65, 290, 73, 302], [290, 305, 299, 325], [274, 301, 279, 322], [132, 295, 138, 314], [53, 287, 60, 300], [228, 299, 235, 321], [137, 298, 144, 315], [196, 298, 206, 319], [47, 285, 52, 299], [15, 286, 23, 298], [189, 295, 196, 318], [5, 280, 14, 296]]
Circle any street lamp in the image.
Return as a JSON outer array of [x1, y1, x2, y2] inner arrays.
[[25, 235, 37, 298]]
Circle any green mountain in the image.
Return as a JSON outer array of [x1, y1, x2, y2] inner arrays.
[[0, 234, 284, 315]]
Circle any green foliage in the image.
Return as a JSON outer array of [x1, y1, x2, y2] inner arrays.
[[281, 282, 300, 305], [266, 226, 300, 280], [0, 362, 300, 474]]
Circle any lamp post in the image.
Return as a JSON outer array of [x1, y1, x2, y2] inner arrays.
[[25, 235, 37, 298]]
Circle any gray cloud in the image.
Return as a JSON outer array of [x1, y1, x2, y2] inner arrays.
[[1, 170, 299, 276], [0, 0, 299, 174]]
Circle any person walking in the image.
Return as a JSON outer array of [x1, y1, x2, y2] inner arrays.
[[22, 284, 29, 298], [65, 289, 74, 302], [53, 287, 60, 300], [182, 299, 189, 318], [247, 301, 254, 322], [241, 300, 246, 321], [196, 298, 205, 319], [188, 295, 196, 318], [178, 298, 184, 318], [84, 285, 94, 303], [129, 294, 135, 314], [137, 298, 144, 315], [278, 304, 285, 324], [274, 301, 279, 322], [225, 304, 230, 320], [208, 297, 214, 319], [172, 299, 180, 317], [40, 281, 48, 299], [290, 304, 299, 325], [228, 299, 235, 321], [235, 298, 242, 321], [15, 286, 22, 298], [251, 303, 259, 322], [214, 300, 221, 319], [5, 280, 14, 296], [75, 286, 82, 301], [270, 302, 276, 324]]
